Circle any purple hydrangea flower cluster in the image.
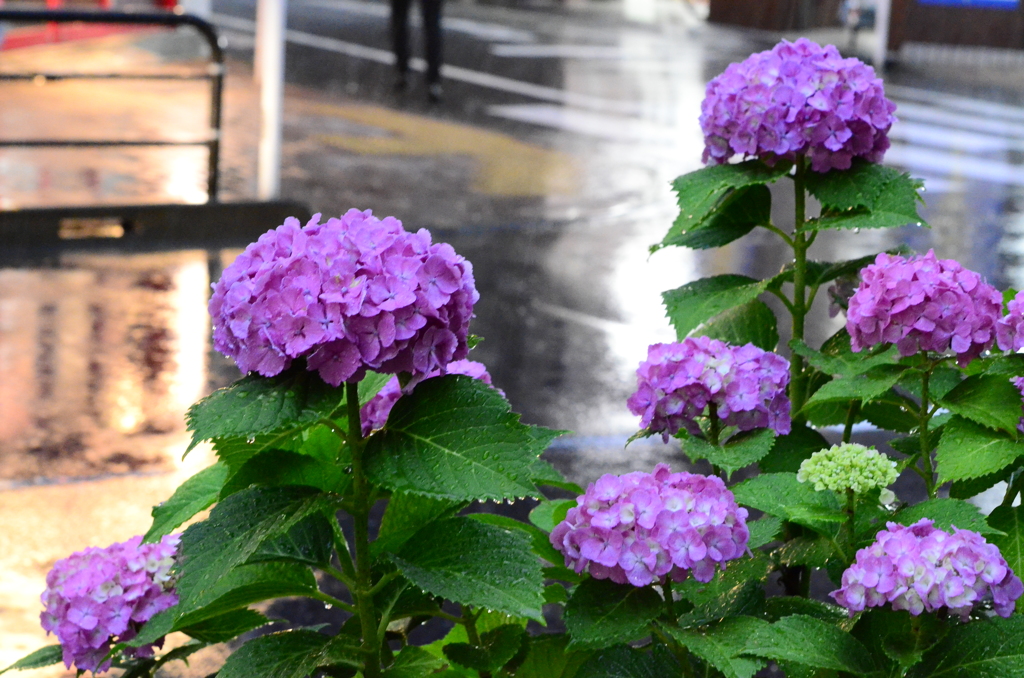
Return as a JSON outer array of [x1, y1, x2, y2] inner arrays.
[[846, 250, 1002, 366], [550, 464, 750, 587], [360, 359, 503, 434], [40, 535, 180, 673], [996, 290, 1024, 352], [832, 519, 1023, 619], [700, 38, 896, 172], [626, 337, 791, 441], [209, 209, 478, 386]]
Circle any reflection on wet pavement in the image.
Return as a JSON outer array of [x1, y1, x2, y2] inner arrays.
[[3, 2, 1024, 669]]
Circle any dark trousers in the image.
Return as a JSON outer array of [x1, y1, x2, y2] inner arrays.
[[390, 0, 443, 84]]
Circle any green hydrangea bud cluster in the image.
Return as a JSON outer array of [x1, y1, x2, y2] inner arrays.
[[797, 443, 898, 495]]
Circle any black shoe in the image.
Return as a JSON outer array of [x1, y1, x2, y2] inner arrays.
[[427, 82, 443, 103]]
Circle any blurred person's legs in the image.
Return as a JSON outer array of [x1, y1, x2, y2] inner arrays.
[[422, 0, 444, 101], [390, 0, 413, 89]]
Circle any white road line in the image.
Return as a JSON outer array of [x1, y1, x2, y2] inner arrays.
[[894, 101, 1024, 140], [885, 143, 1024, 187], [210, 13, 641, 114], [887, 84, 1024, 124], [490, 43, 633, 59]]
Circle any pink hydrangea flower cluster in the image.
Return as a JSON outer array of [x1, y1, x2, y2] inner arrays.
[[550, 464, 750, 587], [40, 535, 180, 673], [700, 38, 896, 172], [832, 519, 1023, 619], [996, 290, 1024, 352], [1012, 376, 1024, 434], [626, 337, 791, 441], [209, 209, 478, 386], [847, 250, 1002, 366], [360, 359, 503, 434]]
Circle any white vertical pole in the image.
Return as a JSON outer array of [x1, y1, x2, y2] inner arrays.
[[874, 0, 892, 71], [256, 0, 286, 199]]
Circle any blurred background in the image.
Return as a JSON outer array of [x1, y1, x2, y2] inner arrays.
[[1, 0, 1023, 671]]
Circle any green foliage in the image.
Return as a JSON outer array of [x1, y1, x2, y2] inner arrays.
[[144, 462, 227, 542], [661, 160, 791, 251], [764, 597, 847, 624], [512, 635, 591, 678], [0, 646, 62, 675], [790, 334, 899, 379], [743, 614, 875, 674], [530, 458, 583, 494], [247, 512, 336, 568], [180, 609, 268, 643], [906, 615, 1024, 678], [676, 579, 766, 629], [217, 630, 361, 678], [365, 376, 561, 501], [574, 644, 680, 678], [668, 184, 771, 249], [936, 416, 1024, 483], [681, 428, 776, 478], [663, 617, 768, 678], [173, 486, 333, 615], [893, 498, 1001, 535], [940, 374, 1024, 436], [373, 493, 462, 559], [221, 449, 350, 498], [806, 162, 926, 231], [529, 499, 575, 533], [384, 646, 447, 678], [662, 275, 770, 339], [988, 505, 1024, 613], [803, 364, 905, 408], [676, 553, 772, 615], [731, 473, 842, 533], [852, 608, 947, 676], [773, 536, 838, 569], [746, 516, 783, 549], [691, 299, 780, 351], [563, 578, 662, 649], [443, 624, 523, 672], [759, 425, 829, 474], [392, 516, 545, 620], [949, 466, 1015, 499], [186, 366, 384, 452]]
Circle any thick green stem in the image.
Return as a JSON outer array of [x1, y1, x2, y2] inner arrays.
[[347, 382, 383, 678], [707, 403, 721, 447], [919, 368, 936, 499], [463, 610, 493, 678], [790, 156, 809, 421], [842, 489, 856, 560], [842, 402, 860, 444], [663, 577, 676, 622]]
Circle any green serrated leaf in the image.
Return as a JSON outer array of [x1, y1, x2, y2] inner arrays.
[[574, 644, 680, 678], [804, 364, 905, 408], [950, 466, 1016, 500], [663, 160, 792, 248], [677, 552, 772, 611], [747, 516, 783, 549], [444, 624, 523, 672], [563, 578, 661, 650], [893, 498, 1002, 535], [691, 299, 779, 351], [248, 511, 335, 567], [0, 646, 63, 675], [384, 646, 446, 678], [667, 184, 770, 249], [765, 597, 847, 624], [145, 463, 228, 542], [805, 159, 898, 210], [512, 634, 590, 678], [744, 614, 875, 674], [940, 374, 1024, 436], [173, 486, 333, 615], [759, 425, 829, 474], [861, 393, 920, 432], [810, 168, 926, 232], [906, 615, 1024, 678], [773, 536, 838, 568], [393, 516, 544, 620], [988, 505, 1024, 614], [663, 617, 768, 678], [217, 630, 361, 678], [468, 512, 565, 568], [373, 493, 462, 559], [221, 449, 350, 498], [530, 458, 583, 494], [676, 579, 766, 629], [662, 275, 769, 340], [365, 376, 560, 501], [529, 499, 575, 534], [731, 473, 841, 534], [681, 428, 776, 478], [984, 352, 1024, 377], [937, 416, 1024, 484], [181, 609, 269, 644], [791, 335, 898, 378]]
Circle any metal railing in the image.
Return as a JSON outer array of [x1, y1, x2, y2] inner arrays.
[[0, 10, 224, 200]]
